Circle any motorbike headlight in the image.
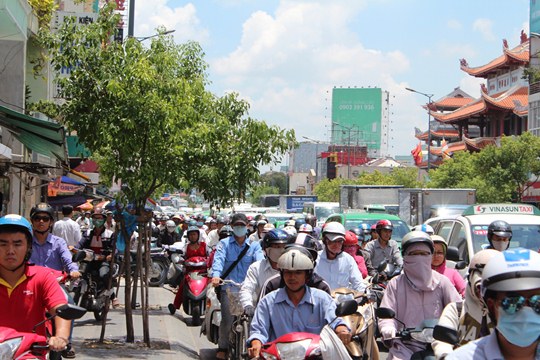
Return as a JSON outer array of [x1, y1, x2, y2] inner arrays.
[[276, 339, 313, 359], [0, 336, 23, 358], [410, 327, 434, 343], [335, 293, 355, 303]]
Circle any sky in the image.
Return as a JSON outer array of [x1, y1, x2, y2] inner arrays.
[[131, 0, 530, 163]]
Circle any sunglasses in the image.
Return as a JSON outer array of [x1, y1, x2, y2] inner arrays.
[[32, 215, 51, 222], [500, 294, 540, 315]]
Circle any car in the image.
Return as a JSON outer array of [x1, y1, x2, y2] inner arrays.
[[264, 212, 294, 227], [302, 202, 341, 227], [431, 203, 540, 267], [325, 212, 411, 247]]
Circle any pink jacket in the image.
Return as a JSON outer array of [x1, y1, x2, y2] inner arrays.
[[432, 262, 466, 297], [379, 271, 462, 360], [352, 254, 368, 278]]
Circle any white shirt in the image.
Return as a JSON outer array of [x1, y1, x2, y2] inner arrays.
[[207, 229, 220, 249], [446, 331, 540, 359], [239, 258, 279, 309], [52, 217, 82, 248], [315, 250, 366, 292]]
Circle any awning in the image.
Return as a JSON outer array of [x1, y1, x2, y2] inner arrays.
[[0, 105, 66, 160]]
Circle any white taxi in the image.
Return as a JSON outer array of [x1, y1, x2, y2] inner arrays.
[[431, 203, 540, 265]]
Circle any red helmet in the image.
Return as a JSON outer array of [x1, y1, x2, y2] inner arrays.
[[376, 219, 393, 232], [344, 230, 358, 246]]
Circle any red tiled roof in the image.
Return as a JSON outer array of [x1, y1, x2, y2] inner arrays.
[[431, 99, 486, 123], [461, 41, 529, 78], [482, 86, 528, 110], [433, 97, 475, 109], [415, 129, 460, 141]]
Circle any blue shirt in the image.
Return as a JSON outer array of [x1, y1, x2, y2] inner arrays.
[[30, 233, 78, 273], [211, 236, 264, 286], [247, 286, 345, 345]]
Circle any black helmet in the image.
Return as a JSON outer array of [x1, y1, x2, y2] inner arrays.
[[30, 203, 54, 220], [487, 220, 512, 242], [262, 229, 289, 250], [218, 225, 233, 239], [285, 232, 321, 262], [305, 214, 317, 227], [294, 218, 306, 231]]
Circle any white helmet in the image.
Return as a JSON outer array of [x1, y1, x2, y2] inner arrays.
[[481, 248, 540, 296], [322, 222, 346, 241], [166, 220, 176, 233], [412, 224, 434, 235], [283, 225, 297, 235], [277, 248, 314, 271], [285, 219, 296, 227], [298, 224, 313, 233], [430, 234, 447, 253]]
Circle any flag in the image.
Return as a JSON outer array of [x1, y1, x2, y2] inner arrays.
[[411, 143, 423, 165]]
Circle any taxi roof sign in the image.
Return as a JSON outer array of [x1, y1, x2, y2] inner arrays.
[[462, 204, 540, 216]]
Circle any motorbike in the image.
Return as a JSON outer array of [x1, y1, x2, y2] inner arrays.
[[259, 299, 359, 360], [165, 241, 184, 287], [375, 307, 437, 360], [0, 304, 86, 360], [201, 284, 221, 344], [70, 249, 115, 321], [181, 255, 209, 325], [148, 238, 170, 287], [331, 287, 379, 360]]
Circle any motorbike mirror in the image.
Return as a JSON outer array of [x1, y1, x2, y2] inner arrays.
[[335, 299, 358, 317], [433, 325, 460, 345], [375, 307, 395, 319], [377, 260, 388, 273], [446, 246, 461, 262], [454, 261, 468, 270], [72, 250, 86, 262], [56, 304, 87, 320]]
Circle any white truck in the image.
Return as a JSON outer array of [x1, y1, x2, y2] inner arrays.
[[398, 188, 477, 226], [339, 185, 403, 212]]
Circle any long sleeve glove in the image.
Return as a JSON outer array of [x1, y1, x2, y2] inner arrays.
[[380, 326, 396, 340]]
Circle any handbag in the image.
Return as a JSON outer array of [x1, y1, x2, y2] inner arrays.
[[215, 243, 250, 301]]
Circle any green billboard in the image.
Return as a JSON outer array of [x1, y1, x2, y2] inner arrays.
[[331, 88, 382, 153]]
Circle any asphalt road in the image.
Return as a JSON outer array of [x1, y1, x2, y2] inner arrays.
[[70, 283, 388, 359]]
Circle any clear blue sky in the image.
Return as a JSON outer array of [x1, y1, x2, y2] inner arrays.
[[133, 0, 530, 160]]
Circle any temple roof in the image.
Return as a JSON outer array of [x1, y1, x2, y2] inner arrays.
[[430, 87, 475, 111], [460, 33, 529, 78], [415, 127, 460, 141], [430, 85, 528, 123]]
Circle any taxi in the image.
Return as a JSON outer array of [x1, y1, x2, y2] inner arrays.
[[431, 203, 540, 265]]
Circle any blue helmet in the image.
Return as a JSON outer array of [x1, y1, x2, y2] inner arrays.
[[0, 214, 34, 261], [263, 229, 289, 250]]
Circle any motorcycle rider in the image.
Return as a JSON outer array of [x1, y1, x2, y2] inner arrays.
[[168, 225, 209, 315], [343, 230, 368, 278], [260, 232, 331, 298], [158, 220, 180, 247], [0, 214, 70, 352], [369, 224, 378, 241], [447, 248, 540, 359], [52, 205, 82, 249], [30, 202, 80, 358], [430, 235, 466, 296], [247, 247, 352, 358], [248, 218, 268, 244], [207, 216, 227, 248], [432, 249, 498, 359], [240, 228, 288, 317], [364, 219, 403, 279], [211, 213, 264, 359], [314, 221, 366, 292], [486, 220, 512, 251], [378, 231, 461, 360], [75, 211, 91, 233], [77, 207, 119, 307]]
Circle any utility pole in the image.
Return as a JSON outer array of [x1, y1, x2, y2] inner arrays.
[[128, 0, 135, 37], [406, 87, 434, 171]]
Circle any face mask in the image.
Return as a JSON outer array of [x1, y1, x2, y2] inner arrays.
[[403, 254, 433, 291], [497, 306, 540, 347], [492, 240, 509, 251], [233, 226, 247, 237], [266, 247, 285, 263], [93, 219, 105, 228]]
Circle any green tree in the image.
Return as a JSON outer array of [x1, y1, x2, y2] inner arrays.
[[429, 133, 540, 202], [261, 171, 287, 194], [36, 3, 294, 344], [314, 178, 355, 202], [249, 185, 279, 205]]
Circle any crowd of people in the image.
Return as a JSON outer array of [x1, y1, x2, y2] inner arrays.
[[0, 202, 539, 360]]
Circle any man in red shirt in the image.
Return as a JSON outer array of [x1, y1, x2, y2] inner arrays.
[[0, 214, 69, 351]]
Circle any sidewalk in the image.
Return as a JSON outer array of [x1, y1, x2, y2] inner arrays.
[[71, 284, 217, 359]]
